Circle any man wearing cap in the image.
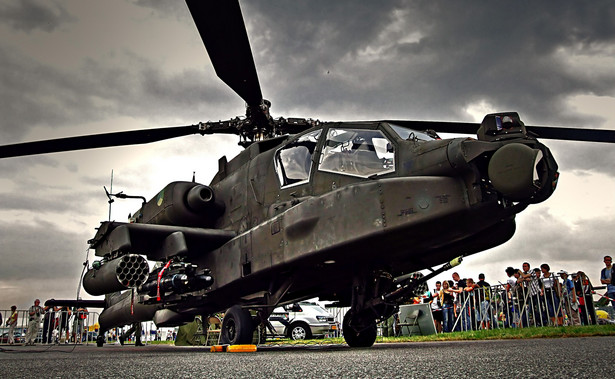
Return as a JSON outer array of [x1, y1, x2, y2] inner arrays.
[[558, 270, 580, 326], [600, 256, 615, 308]]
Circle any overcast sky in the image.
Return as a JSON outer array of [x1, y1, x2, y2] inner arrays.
[[1, 0, 614, 311]]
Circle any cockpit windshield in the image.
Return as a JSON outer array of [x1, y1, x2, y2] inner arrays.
[[274, 129, 321, 188], [389, 123, 439, 142], [318, 128, 395, 178]]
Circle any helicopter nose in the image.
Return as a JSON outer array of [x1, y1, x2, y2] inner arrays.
[[487, 142, 558, 203]]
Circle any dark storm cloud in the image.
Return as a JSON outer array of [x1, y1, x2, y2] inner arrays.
[[229, 0, 615, 175], [0, 219, 89, 309], [0, 46, 76, 142], [241, 0, 408, 114], [0, 219, 89, 280], [0, 188, 101, 215], [0, 0, 75, 33], [0, 157, 104, 215], [3, 1, 612, 168], [0, 155, 59, 175], [0, 193, 73, 213], [236, 1, 615, 126], [0, 46, 237, 143]]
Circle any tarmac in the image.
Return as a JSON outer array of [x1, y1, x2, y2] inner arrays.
[[0, 337, 610, 378]]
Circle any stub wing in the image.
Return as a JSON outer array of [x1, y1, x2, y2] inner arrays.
[[88, 222, 236, 260]]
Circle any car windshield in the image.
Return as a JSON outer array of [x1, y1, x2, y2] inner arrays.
[[389, 123, 439, 141]]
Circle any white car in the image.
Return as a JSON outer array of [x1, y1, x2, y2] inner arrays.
[[267, 302, 338, 340]]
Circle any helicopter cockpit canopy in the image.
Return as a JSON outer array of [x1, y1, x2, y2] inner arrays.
[[274, 125, 398, 187], [388, 123, 440, 142], [274, 129, 322, 187], [318, 128, 395, 178]]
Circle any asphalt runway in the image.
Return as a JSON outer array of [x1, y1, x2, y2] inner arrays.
[[0, 337, 609, 378]]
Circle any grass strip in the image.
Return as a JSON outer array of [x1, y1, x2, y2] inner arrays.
[[262, 324, 615, 345]]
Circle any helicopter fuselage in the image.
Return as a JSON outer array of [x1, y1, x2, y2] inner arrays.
[[88, 116, 558, 334]]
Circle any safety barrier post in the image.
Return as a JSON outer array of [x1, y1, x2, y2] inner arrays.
[[535, 277, 546, 327], [452, 293, 471, 332], [491, 286, 503, 330]]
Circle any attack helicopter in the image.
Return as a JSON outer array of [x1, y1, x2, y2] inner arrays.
[[1, 0, 615, 348]]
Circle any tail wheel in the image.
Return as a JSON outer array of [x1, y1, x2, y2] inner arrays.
[[342, 310, 377, 348], [220, 305, 254, 345], [288, 322, 312, 340]]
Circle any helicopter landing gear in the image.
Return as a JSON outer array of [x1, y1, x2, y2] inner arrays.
[[220, 305, 255, 345], [342, 271, 395, 347], [342, 310, 377, 347]]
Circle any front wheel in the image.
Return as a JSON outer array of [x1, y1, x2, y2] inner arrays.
[[342, 310, 377, 347], [220, 305, 255, 345], [288, 322, 312, 340]]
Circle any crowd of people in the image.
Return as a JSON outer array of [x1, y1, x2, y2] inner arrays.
[[2, 300, 89, 345], [2, 303, 177, 346], [423, 256, 615, 333], [4, 257, 615, 343]]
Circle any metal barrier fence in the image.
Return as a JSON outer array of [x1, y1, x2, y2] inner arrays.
[[0, 308, 100, 345], [444, 272, 599, 332], [326, 271, 602, 337], [2, 273, 602, 346], [326, 306, 349, 338]]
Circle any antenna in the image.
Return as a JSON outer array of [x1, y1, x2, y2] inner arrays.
[[108, 170, 113, 221]]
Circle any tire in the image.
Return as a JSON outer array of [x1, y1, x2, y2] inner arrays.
[[96, 335, 105, 347], [342, 310, 376, 348], [220, 305, 255, 345], [287, 322, 312, 340]]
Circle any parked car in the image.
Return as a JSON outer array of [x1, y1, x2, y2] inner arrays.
[[0, 331, 26, 344], [267, 301, 338, 340]]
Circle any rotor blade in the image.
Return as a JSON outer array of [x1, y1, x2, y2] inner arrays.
[[0, 125, 203, 158], [524, 125, 615, 143], [384, 120, 481, 135], [385, 120, 615, 143], [186, 0, 263, 107]]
